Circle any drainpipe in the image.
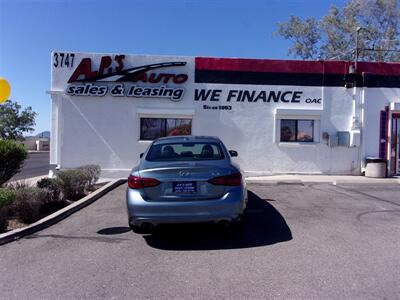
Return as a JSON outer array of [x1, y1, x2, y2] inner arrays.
[[351, 84, 361, 130], [351, 76, 362, 175], [359, 73, 367, 172], [351, 27, 372, 174], [347, 62, 362, 174]]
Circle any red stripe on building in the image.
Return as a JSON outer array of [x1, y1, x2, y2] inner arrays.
[[195, 57, 349, 74], [195, 57, 400, 76], [357, 61, 400, 76]]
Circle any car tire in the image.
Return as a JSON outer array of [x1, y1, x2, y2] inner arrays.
[[232, 214, 246, 229], [217, 220, 231, 230]]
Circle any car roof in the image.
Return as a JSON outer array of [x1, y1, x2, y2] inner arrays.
[[153, 135, 222, 145]]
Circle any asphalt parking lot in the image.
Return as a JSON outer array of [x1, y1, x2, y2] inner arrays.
[[0, 182, 399, 299], [10, 151, 49, 181]]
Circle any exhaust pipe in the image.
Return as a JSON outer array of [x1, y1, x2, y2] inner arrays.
[[141, 222, 154, 232]]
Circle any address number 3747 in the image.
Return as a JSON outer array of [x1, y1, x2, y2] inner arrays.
[[53, 52, 75, 68]]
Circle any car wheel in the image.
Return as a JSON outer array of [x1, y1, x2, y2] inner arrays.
[[232, 214, 246, 228], [217, 220, 231, 230]]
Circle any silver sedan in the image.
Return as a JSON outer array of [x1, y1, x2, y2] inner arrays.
[[126, 136, 247, 233]]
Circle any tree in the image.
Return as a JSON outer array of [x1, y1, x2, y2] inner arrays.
[[276, 0, 400, 61], [0, 100, 37, 140]]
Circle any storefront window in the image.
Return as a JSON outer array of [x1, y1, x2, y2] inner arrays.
[[280, 119, 314, 142], [140, 118, 192, 140]]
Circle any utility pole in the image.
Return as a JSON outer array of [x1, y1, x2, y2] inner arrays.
[[355, 27, 362, 71]]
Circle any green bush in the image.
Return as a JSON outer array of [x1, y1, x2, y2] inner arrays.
[[78, 165, 101, 189], [56, 169, 88, 201], [0, 140, 27, 186], [13, 187, 47, 223], [0, 188, 16, 232], [0, 188, 15, 208], [37, 178, 61, 203]]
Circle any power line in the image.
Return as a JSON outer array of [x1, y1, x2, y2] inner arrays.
[[361, 48, 400, 53]]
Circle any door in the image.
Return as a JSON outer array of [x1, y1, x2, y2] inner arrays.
[[390, 117, 400, 175]]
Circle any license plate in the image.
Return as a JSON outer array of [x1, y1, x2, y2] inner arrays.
[[173, 181, 196, 193]]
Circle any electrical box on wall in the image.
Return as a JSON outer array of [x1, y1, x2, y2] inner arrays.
[[328, 131, 353, 147], [328, 134, 338, 147], [349, 130, 361, 147], [337, 131, 350, 146]]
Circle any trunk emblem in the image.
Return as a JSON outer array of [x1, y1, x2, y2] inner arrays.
[[179, 170, 190, 176]]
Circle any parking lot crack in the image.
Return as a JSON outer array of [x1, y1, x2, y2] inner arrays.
[[356, 209, 400, 221], [24, 234, 130, 243], [335, 185, 400, 208]]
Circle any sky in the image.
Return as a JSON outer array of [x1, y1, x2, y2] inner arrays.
[[0, 0, 346, 135]]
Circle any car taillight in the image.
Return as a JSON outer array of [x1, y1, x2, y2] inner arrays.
[[207, 172, 242, 186], [128, 175, 161, 189]]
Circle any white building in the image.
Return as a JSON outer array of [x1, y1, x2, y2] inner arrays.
[[49, 51, 400, 178]]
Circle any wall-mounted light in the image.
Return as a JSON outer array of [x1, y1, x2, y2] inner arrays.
[[348, 64, 355, 74], [344, 82, 354, 88], [344, 63, 356, 88]]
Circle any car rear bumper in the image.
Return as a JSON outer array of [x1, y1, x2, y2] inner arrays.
[[126, 187, 246, 226]]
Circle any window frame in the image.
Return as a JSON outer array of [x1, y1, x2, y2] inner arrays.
[[274, 109, 321, 145], [280, 119, 315, 143], [139, 117, 192, 141]]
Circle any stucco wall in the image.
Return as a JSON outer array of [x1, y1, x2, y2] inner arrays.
[[50, 52, 392, 177], [362, 88, 400, 158]]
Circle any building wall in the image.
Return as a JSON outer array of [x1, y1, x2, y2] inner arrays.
[[50, 52, 398, 177], [363, 87, 400, 158], [21, 137, 50, 151], [54, 92, 358, 174]]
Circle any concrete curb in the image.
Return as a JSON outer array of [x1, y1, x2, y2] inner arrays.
[[27, 151, 50, 153], [8, 175, 48, 186], [0, 178, 127, 246]]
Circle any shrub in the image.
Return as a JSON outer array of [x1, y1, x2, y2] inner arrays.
[[37, 178, 61, 203], [13, 187, 47, 223], [0, 188, 16, 232], [78, 165, 101, 189], [56, 169, 88, 201], [0, 209, 7, 232], [0, 140, 27, 186], [0, 188, 15, 208], [36, 177, 54, 189], [6, 180, 29, 190]]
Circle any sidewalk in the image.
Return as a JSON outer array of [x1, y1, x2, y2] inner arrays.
[[8, 175, 48, 186], [245, 174, 400, 185]]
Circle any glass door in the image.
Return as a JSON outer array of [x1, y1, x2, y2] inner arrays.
[[390, 118, 400, 175]]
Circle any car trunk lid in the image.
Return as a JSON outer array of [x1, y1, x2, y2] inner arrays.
[[138, 162, 230, 201]]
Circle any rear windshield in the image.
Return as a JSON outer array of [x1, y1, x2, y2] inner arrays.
[[146, 142, 225, 161]]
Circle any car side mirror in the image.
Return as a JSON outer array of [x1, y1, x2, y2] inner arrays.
[[229, 150, 238, 157], [140, 153, 144, 159]]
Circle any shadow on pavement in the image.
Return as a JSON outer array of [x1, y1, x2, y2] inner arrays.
[[97, 227, 131, 235], [144, 190, 292, 251]]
